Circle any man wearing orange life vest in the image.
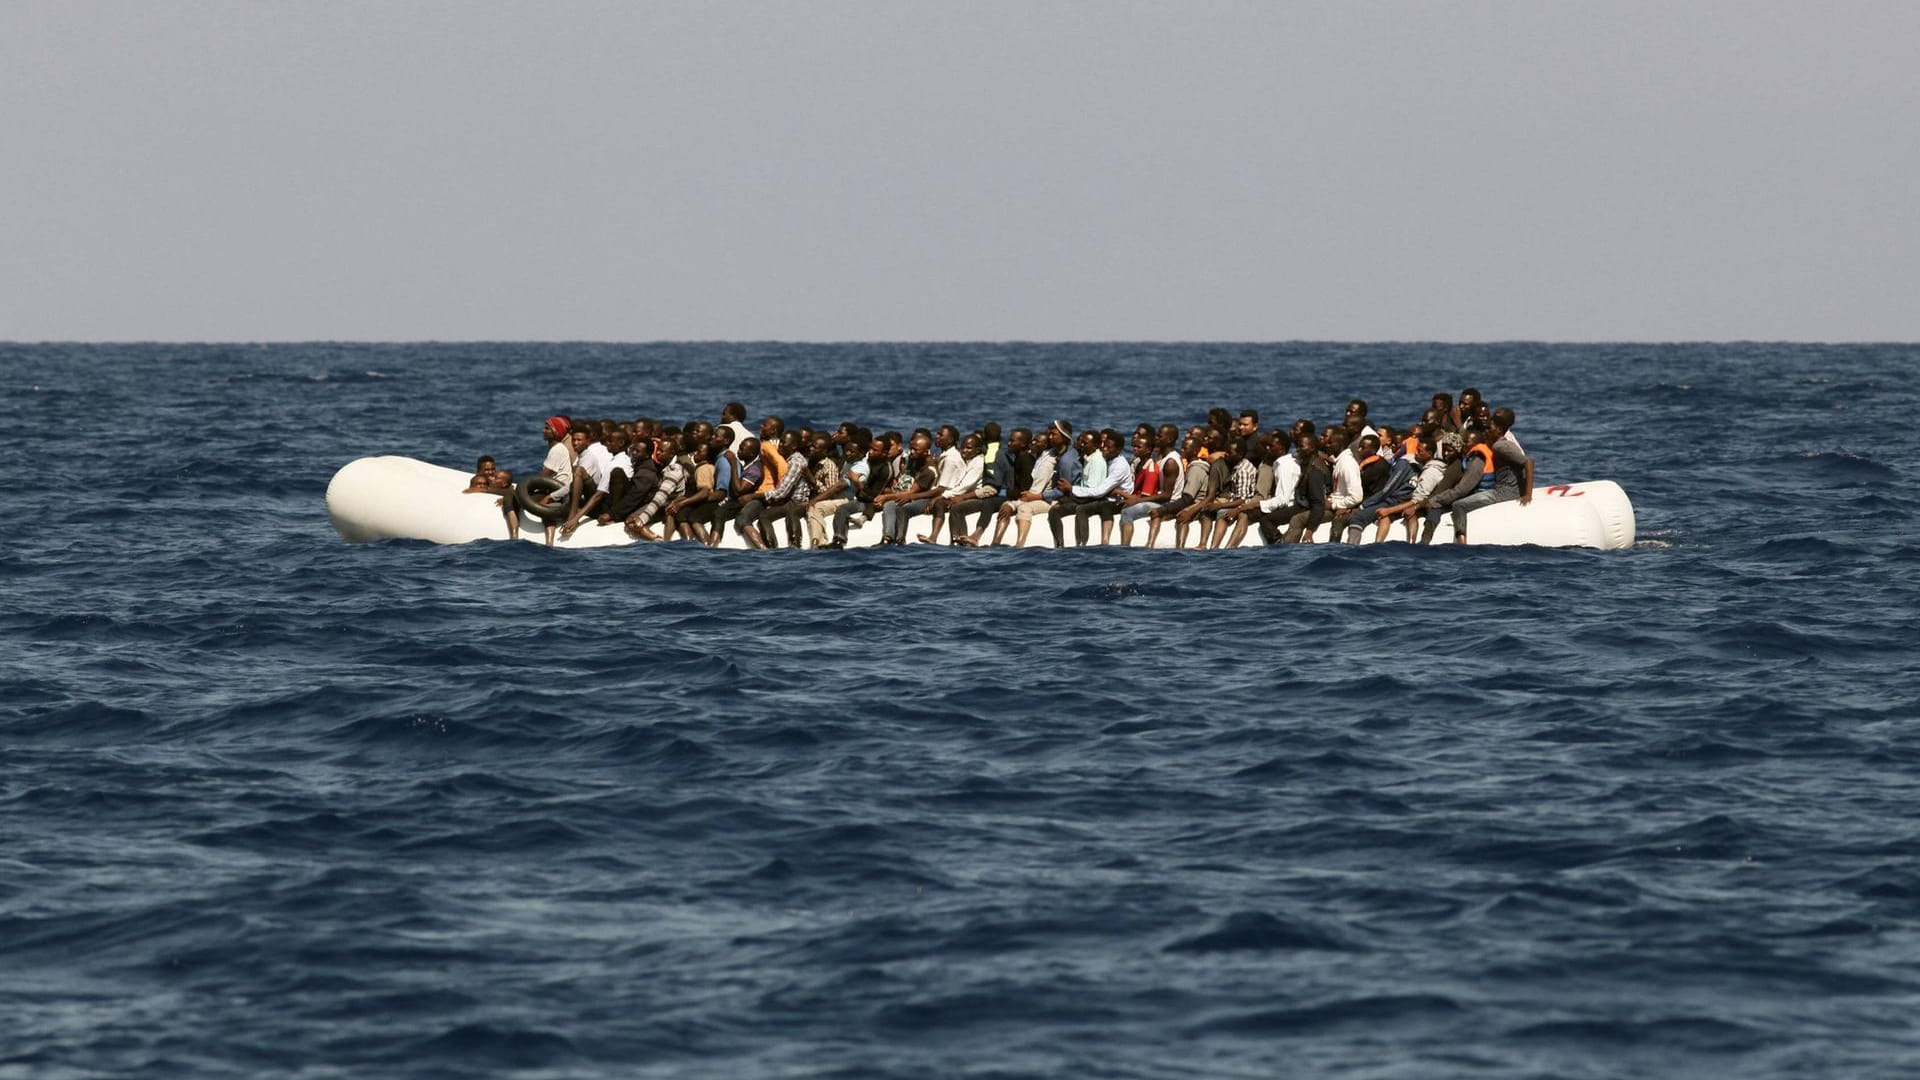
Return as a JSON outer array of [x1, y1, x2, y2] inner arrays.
[[1416, 428, 1489, 544], [1446, 407, 1534, 543]]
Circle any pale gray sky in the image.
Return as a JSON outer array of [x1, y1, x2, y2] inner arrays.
[[2, 1, 1915, 341]]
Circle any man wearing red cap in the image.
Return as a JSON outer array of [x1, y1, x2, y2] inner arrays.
[[535, 415, 575, 545]]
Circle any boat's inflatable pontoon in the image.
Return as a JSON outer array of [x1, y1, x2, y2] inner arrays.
[[326, 456, 1636, 550]]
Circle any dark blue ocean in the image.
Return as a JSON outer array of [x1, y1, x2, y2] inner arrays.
[[4, 342, 1919, 1079]]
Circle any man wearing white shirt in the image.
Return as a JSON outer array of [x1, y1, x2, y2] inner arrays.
[[919, 431, 986, 544], [719, 402, 753, 450], [1051, 429, 1133, 547], [560, 422, 615, 540], [1327, 428, 1364, 515], [1242, 433, 1304, 547]]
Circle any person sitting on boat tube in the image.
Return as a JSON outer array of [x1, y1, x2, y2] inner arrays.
[[559, 422, 614, 541], [518, 415, 574, 545], [622, 434, 691, 541], [1416, 428, 1489, 544], [1447, 407, 1534, 543], [464, 456, 512, 495]]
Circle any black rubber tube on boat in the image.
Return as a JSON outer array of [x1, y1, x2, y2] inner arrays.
[[514, 476, 570, 522]]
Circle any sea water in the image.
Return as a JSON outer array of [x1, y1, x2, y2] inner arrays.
[[3, 341, 1918, 1078]]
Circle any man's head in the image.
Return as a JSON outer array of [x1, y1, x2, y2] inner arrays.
[[651, 436, 674, 465], [779, 431, 801, 457], [1050, 419, 1074, 451], [1356, 434, 1381, 458], [1492, 406, 1515, 434], [1346, 398, 1368, 422], [738, 436, 761, 462], [960, 433, 983, 459], [760, 415, 785, 440], [810, 433, 832, 460], [1235, 410, 1260, 436], [1132, 432, 1154, 460], [1181, 435, 1202, 460], [936, 424, 960, 451], [1157, 423, 1180, 451], [982, 422, 1002, 445], [1075, 430, 1099, 457], [569, 428, 592, 455], [544, 415, 571, 444], [1323, 427, 1349, 455], [475, 455, 496, 474], [909, 432, 933, 462], [1295, 432, 1318, 459], [1099, 429, 1123, 458], [721, 402, 746, 424], [1008, 427, 1032, 453]]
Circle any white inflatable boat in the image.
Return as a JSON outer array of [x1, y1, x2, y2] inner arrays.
[[327, 456, 1635, 550]]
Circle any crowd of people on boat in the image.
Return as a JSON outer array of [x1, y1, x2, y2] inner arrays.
[[464, 390, 1534, 548]]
